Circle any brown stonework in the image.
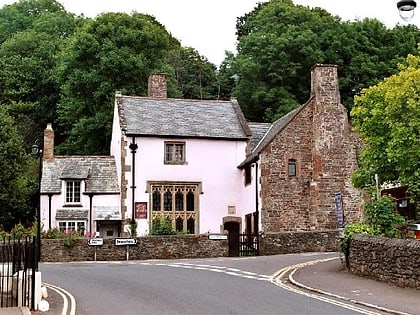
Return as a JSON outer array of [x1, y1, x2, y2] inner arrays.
[[43, 123, 54, 160], [259, 64, 363, 233], [148, 73, 167, 98]]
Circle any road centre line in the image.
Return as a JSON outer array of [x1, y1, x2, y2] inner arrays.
[[271, 258, 383, 315], [43, 282, 76, 315]]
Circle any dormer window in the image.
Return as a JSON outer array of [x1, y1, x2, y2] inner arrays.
[[164, 142, 186, 164], [288, 159, 297, 177], [66, 180, 81, 203]]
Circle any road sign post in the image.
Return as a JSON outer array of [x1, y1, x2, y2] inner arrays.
[[115, 238, 137, 261], [88, 238, 104, 261]]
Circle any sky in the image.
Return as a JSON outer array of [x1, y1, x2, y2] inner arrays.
[[0, 0, 418, 65]]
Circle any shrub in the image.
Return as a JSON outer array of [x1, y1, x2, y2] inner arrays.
[[45, 228, 62, 239], [10, 223, 33, 239], [150, 218, 176, 235], [63, 229, 80, 247]]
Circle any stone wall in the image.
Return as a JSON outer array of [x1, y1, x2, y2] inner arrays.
[[40, 230, 339, 262], [41, 235, 228, 262], [260, 230, 339, 255], [349, 234, 420, 289]]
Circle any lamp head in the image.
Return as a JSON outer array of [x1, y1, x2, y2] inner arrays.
[[397, 0, 417, 21]]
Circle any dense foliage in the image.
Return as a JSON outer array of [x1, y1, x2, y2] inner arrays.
[[228, 0, 420, 121], [351, 52, 420, 198], [1, 0, 420, 227]]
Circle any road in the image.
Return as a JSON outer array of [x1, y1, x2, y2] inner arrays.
[[39, 252, 383, 315]]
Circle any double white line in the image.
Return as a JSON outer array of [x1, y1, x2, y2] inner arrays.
[[271, 257, 384, 315], [43, 283, 76, 315]]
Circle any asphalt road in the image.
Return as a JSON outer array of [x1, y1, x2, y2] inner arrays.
[[39, 253, 380, 315]]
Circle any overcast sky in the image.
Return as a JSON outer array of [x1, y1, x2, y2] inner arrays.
[[0, 0, 418, 65]]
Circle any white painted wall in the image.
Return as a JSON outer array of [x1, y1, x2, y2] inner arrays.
[[124, 137, 254, 235]]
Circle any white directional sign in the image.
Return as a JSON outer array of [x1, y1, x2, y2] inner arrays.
[[115, 238, 137, 246], [88, 238, 103, 246]]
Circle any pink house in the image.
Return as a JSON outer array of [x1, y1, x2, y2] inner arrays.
[[110, 73, 254, 236]]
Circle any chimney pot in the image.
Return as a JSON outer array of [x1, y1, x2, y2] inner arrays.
[[43, 123, 54, 160]]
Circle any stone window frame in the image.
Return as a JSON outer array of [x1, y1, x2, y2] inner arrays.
[[147, 181, 201, 234], [164, 141, 186, 165]]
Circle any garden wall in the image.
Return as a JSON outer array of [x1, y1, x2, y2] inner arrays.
[[40, 230, 339, 262], [349, 234, 420, 289]]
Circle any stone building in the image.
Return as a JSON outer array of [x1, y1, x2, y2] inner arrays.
[[239, 64, 363, 233]]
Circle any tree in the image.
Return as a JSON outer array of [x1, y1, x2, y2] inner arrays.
[[351, 51, 420, 198], [0, 107, 34, 230], [170, 47, 219, 100], [227, 0, 420, 122], [56, 12, 181, 154]]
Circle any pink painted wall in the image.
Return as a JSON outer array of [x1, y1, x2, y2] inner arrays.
[[124, 137, 254, 235]]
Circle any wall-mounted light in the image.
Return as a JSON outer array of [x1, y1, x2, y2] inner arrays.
[[397, 0, 417, 22]]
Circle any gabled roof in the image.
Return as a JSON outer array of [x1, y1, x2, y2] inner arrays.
[[116, 95, 251, 140], [41, 156, 120, 194], [238, 101, 309, 168]]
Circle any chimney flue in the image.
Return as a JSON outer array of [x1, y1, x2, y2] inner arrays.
[[43, 123, 54, 160], [148, 73, 167, 98]]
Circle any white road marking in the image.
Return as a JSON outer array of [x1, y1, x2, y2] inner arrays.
[[43, 282, 76, 315]]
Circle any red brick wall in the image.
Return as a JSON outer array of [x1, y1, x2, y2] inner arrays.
[[260, 65, 363, 232]]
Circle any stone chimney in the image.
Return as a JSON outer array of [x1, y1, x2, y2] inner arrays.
[[148, 73, 167, 98], [43, 123, 54, 160], [310, 64, 340, 106]]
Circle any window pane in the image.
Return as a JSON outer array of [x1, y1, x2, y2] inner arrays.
[[176, 217, 183, 232], [152, 191, 161, 211], [59, 222, 66, 232], [74, 181, 81, 202], [187, 217, 195, 234], [175, 191, 183, 211], [68, 222, 76, 231], [164, 190, 172, 211], [175, 144, 184, 161], [288, 160, 296, 177], [186, 191, 194, 211], [165, 144, 173, 162]]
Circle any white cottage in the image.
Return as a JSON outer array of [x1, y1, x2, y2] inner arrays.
[[40, 124, 121, 237], [110, 73, 254, 236]]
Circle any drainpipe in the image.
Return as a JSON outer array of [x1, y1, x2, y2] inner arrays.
[[254, 162, 259, 234], [129, 138, 138, 227], [48, 194, 53, 230], [88, 194, 94, 234]]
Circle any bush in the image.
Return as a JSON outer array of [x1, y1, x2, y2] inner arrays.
[[364, 196, 405, 238], [150, 218, 176, 235], [45, 228, 62, 239], [63, 230, 80, 247], [339, 222, 374, 252], [10, 223, 33, 239]]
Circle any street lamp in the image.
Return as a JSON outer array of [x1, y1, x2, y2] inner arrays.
[[129, 140, 138, 236], [397, 0, 417, 21], [31, 140, 42, 270]]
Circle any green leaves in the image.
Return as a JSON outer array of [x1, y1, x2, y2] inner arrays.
[[351, 51, 420, 197]]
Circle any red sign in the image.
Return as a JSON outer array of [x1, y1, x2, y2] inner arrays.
[[135, 202, 147, 219]]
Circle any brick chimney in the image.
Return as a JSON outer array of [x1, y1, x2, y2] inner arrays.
[[43, 123, 54, 160], [148, 73, 167, 98], [310, 64, 340, 106]]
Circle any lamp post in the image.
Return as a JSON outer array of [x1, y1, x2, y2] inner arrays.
[[129, 140, 138, 236], [397, 0, 417, 21], [31, 140, 42, 270]]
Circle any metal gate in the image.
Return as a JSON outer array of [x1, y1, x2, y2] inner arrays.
[[0, 237, 36, 309], [228, 233, 259, 257]]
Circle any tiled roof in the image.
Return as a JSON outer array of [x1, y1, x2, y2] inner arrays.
[[41, 156, 120, 194], [248, 122, 272, 152], [238, 103, 307, 168], [116, 95, 251, 139]]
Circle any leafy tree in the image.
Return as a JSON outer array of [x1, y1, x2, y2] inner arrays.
[[56, 12, 181, 154], [170, 47, 218, 99], [0, 107, 35, 230], [227, 0, 420, 122], [0, 0, 78, 146], [351, 52, 420, 198]]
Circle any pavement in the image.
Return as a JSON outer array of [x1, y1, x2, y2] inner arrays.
[[1, 256, 419, 315]]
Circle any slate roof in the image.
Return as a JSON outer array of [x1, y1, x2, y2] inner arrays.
[[41, 156, 120, 194], [238, 103, 307, 168], [247, 122, 272, 152], [116, 95, 251, 139]]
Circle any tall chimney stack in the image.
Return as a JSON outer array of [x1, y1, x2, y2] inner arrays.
[[148, 73, 167, 98], [43, 123, 54, 160], [310, 64, 340, 106]]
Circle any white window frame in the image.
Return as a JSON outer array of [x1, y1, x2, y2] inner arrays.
[[65, 180, 81, 204]]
